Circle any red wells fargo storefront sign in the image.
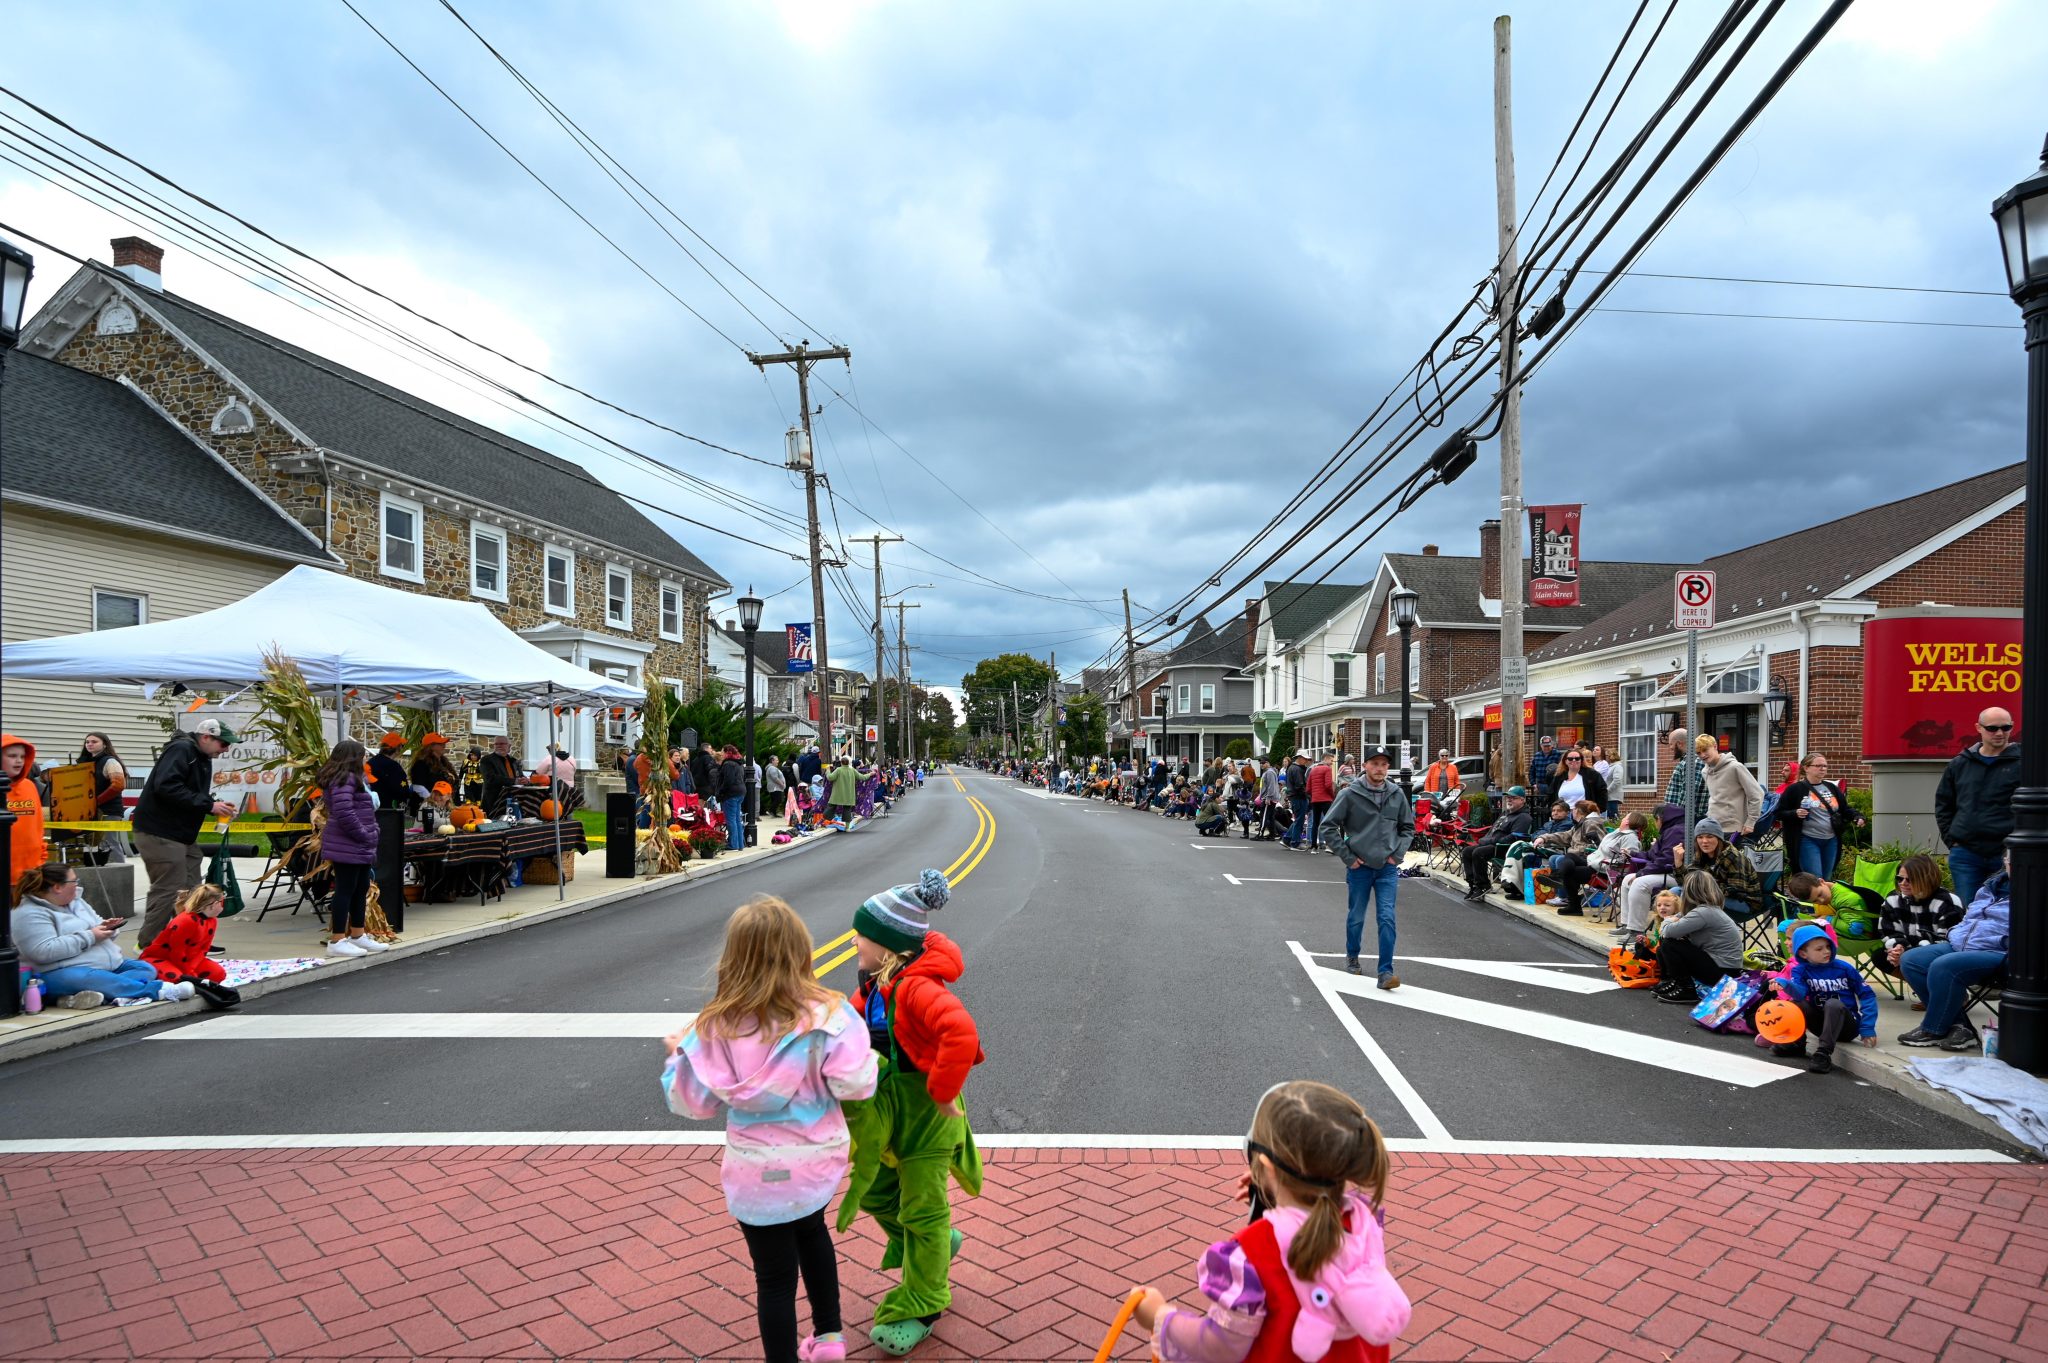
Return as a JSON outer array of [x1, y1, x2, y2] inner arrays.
[[1861, 615, 2021, 759], [1482, 699, 1537, 731]]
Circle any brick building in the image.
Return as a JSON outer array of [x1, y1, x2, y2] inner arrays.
[[19, 239, 726, 777], [1445, 464, 2025, 813]]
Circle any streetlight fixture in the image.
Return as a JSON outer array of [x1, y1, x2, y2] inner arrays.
[[1761, 678, 1790, 744], [737, 587, 763, 848], [1994, 136, 2048, 1073], [0, 238, 29, 1019], [1390, 587, 1420, 796]]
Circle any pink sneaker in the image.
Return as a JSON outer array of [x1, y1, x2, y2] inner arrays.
[[799, 1335, 847, 1362]]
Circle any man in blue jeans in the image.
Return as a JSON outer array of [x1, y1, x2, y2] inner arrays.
[[1319, 747, 1415, 988], [1935, 707, 2019, 909], [1283, 753, 1312, 849], [1898, 857, 2011, 1050]]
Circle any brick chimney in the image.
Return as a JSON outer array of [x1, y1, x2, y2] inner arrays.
[[1479, 520, 1501, 601], [1244, 598, 1261, 664], [1422, 543, 1439, 556], [111, 236, 163, 290]]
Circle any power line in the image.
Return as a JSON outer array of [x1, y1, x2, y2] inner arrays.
[[1579, 268, 2005, 298], [1590, 305, 2017, 330], [336, 0, 753, 355]]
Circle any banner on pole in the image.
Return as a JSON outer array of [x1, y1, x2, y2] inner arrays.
[[1527, 504, 1582, 607], [785, 623, 815, 673]]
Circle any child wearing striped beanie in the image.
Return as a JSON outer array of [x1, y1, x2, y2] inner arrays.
[[841, 869, 985, 1356]]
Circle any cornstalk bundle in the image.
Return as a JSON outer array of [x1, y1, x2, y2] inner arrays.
[[637, 683, 684, 875]]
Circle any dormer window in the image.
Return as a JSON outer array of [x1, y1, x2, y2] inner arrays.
[[210, 399, 255, 435]]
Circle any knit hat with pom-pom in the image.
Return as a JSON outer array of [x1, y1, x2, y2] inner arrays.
[[853, 868, 951, 955]]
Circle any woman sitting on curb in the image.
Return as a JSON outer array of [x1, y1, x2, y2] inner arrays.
[[11, 862, 193, 1009]]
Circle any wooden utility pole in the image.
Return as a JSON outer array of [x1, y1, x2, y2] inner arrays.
[[1492, 16, 1527, 799], [894, 600, 920, 765], [1122, 588, 1140, 762], [849, 532, 902, 763], [750, 341, 851, 761], [1048, 650, 1058, 758]]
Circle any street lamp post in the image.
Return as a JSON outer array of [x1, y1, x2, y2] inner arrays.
[[738, 588, 763, 849], [0, 237, 32, 1020], [1994, 137, 2048, 1072], [1391, 587, 1420, 798]]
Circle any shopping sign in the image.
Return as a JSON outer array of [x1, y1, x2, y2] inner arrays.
[[785, 623, 815, 673], [1482, 699, 1537, 731], [1528, 504, 1582, 607], [1862, 615, 2021, 759], [1674, 571, 1716, 630]]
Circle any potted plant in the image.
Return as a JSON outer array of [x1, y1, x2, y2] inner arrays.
[[689, 829, 721, 861]]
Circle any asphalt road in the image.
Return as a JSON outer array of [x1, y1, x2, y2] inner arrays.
[[0, 770, 2011, 1154]]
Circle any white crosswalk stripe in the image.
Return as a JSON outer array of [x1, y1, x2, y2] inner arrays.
[[153, 1012, 692, 1040]]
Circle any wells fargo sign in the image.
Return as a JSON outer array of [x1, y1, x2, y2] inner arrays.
[[1862, 615, 2021, 760], [1482, 699, 1537, 732]]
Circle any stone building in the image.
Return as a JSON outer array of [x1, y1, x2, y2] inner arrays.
[[19, 239, 726, 778]]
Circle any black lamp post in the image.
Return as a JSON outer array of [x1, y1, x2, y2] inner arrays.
[[1994, 136, 2048, 1072], [0, 237, 31, 1019], [1390, 587, 1420, 796], [738, 587, 763, 848]]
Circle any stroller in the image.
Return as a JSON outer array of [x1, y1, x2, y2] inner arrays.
[[1255, 798, 1292, 842]]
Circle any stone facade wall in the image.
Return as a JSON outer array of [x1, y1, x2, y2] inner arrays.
[[53, 290, 712, 766]]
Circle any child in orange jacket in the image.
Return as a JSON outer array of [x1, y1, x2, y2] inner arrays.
[[838, 869, 983, 1357], [139, 883, 228, 986], [3, 734, 47, 878]]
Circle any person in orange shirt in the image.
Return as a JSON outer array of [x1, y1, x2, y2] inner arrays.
[[1420, 749, 1460, 795], [3, 734, 47, 879]]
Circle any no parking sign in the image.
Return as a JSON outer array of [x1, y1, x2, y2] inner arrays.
[[1674, 571, 1716, 630]]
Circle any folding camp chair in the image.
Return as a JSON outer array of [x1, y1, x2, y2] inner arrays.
[[254, 810, 327, 920], [1963, 968, 2006, 1031]]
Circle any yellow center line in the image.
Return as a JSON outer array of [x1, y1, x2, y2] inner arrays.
[[816, 790, 996, 978], [952, 776, 965, 792]]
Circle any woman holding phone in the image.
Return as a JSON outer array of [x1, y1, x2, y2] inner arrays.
[[10, 862, 192, 1008]]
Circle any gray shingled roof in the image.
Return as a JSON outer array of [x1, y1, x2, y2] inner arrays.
[[1527, 463, 2026, 664], [1, 352, 331, 563], [137, 282, 722, 584], [1167, 611, 1251, 666], [1385, 552, 1684, 629], [1262, 580, 1365, 644]]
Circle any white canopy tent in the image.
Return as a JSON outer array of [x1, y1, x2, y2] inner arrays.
[[1, 565, 644, 711], [3, 566, 646, 901]]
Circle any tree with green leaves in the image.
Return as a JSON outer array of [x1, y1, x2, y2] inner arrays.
[[663, 685, 793, 761], [1059, 692, 1108, 757], [959, 654, 1054, 749]]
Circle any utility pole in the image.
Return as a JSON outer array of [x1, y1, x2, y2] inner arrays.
[[894, 600, 920, 766], [850, 532, 902, 763], [1013, 679, 1023, 757], [1048, 650, 1058, 759], [750, 341, 851, 762], [1122, 588, 1140, 763], [1492, 16, 1527, 801]]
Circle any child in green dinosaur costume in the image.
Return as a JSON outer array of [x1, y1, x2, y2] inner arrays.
[[836, 868, 984, 1356]]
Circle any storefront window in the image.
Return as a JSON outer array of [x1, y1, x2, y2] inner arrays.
[[1620, 681, 1658, 787]]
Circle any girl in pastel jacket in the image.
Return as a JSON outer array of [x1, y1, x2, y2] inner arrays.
[[1135, 1081, 1410, 1363], [663, 896, 878, 1363]]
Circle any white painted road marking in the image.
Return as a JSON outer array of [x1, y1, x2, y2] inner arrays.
[[1285, 940, 1453, 1143], [1189, 843, 1251, 850], [1223, 873, 1344, 885], [1395, 956, 1621, 995], [1302, 954, 1791, 1088], [152, 1012, 695, 1041], [0, 1131, 2009, 1162]]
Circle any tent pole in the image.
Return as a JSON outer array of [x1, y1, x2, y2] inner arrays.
[[334, 683, 347, 739], [545, 685, 564, 902]]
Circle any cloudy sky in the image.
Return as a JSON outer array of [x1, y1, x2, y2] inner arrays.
[[5, 0, 2039, 699]]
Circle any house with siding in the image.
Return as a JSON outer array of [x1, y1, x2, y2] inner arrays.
[[18, 238, 726, 778], [1, 351, 341, 764]]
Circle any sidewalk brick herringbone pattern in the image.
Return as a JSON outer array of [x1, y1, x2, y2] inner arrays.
[[3, 1145, 2045, 1361]]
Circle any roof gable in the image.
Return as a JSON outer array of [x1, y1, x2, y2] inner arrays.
[[1261, 580, 1366, 645], [0, 352, 334, 564]]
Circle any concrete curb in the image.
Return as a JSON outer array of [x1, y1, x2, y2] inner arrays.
[[1421, 868, 2028, 1153], [1, 824, 844, 1066]]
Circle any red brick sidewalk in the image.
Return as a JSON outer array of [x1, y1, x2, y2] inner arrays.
[[3, 1145, 2044, 1361]]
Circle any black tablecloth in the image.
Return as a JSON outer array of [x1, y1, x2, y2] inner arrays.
[[404, 823, 589, 902]]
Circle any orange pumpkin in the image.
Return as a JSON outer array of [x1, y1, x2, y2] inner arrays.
[[529, 771, 549, 785], [539, 799, 560, 820], [450, 804, 483, 827], [1755, 999, 1807, 1046], [667, 822, 685, 836]]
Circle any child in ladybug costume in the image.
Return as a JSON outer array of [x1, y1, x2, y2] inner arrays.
[[138, 883, 240, 1009], [1134, 1081, 1409, 1363], [837, 868, 983, 1356]]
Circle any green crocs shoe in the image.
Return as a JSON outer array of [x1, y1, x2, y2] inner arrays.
[[870, 1319, 932, 1356], [950, 1228, 964, 1260]]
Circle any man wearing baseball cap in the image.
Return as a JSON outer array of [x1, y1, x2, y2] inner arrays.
[[133, 717, 238, 948], [1318, 746, 1415, 987]]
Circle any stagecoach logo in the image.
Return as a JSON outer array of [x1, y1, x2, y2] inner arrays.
[[786, 623, 815, 674]]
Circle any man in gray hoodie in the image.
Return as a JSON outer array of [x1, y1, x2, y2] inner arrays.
[[1319, 747, 1416, 988]]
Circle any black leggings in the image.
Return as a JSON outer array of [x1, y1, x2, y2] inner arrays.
[[738, 1208, 841, 1363], [1657, 935, 1731, 990], [329, 862, 371, 935]]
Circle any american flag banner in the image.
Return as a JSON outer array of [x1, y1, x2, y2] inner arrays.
[[785, 623, 815, 673]]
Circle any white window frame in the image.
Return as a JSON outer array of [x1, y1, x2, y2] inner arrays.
[[472, 705, 506, 736], [1332, 658, 1350, 698], [604, 667, 633, 743], [469, 521, 507, 603], [1621, 680, 1659, 788], [91, 589, 148, 694], [659, 581, 684, 642], [1373, 653, 1386, 695], [1704, 663, 1762, 696], [1200, 683, 1217, 714], [1290, 657, 1300, 701], [1177, 682, 1191, 714], [544, 545, 576, 617], [605, 564, 633, 630], [379, 492, 424, 584], [1409, 640, 1422, 689]]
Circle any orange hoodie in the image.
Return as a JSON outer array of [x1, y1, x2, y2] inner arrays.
[[3, 733, 47, 879]]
